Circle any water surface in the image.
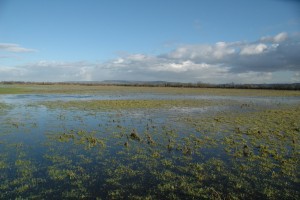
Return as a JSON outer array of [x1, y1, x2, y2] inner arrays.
[[0, 91, 299, 199]]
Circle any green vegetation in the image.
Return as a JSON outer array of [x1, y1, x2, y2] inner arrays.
[[0, 85, 299, 199], [0, 103, 9, 109], [0, 103, 12, 114], [39, 99, 233, 110], [1, 83, 300, 96], [0, 86, 29, 94]]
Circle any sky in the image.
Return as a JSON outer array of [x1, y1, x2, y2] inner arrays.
[[0, 0, 300, 83]]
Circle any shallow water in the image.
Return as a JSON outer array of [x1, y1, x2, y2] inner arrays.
[[0, 92, 299, 199], [1, 92, 300, 104]]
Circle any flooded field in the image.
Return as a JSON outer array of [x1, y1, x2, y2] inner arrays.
[[0, 84, 299, 199]]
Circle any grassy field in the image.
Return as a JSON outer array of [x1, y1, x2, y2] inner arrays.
[[1, 83, 300, 96]]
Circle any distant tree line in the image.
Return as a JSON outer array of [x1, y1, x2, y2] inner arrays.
[[1, 81, 300, 90]]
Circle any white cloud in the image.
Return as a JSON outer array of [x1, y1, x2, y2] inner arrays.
[[274, 32, 288, 43], [165, 42, 236, 61], [127, 54, 148, 61], [1, 32, 299, 83], [213, 42, 236, 59], [0, 66, 27, 80], [152, 61, 198, 72], [240, 43, 268, 55], [260, 32, 288, 43], [0, 61, 97, 82], [0, 43, 36, 53], [292, 72, 300, 82], [113, 58, 124, 64]]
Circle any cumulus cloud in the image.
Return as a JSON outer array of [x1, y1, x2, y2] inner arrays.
[[99, 32, 300, 83], [163, 32, 300, 74], [240, 43, 267, 55], [0, 43, 36, 53], [1, 32, 299, 83], [163, 41, 237, 62], [260, 32, 288, 43]]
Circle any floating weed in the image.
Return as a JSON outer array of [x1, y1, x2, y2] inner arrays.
[[130, 129, 141, 141], [48, 129, 106, 150]]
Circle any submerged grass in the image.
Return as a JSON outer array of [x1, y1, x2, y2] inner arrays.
[[183, 104, 300, 198], [1, 85, 300, 199], [0, 103, 12, 113], [0, 103, 9, 109]]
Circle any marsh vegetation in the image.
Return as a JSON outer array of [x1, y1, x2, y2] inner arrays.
[[0, 84, 299, 199]]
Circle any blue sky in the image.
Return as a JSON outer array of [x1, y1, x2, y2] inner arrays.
[[0, 0, 300, 83]]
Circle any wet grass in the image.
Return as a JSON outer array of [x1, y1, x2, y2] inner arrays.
[[0, 103, 12, 114], [185, 104, 300, 197], [0, 86, 299, 199], [0, 102, 9, 109], [38, 99, 233, 111]]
